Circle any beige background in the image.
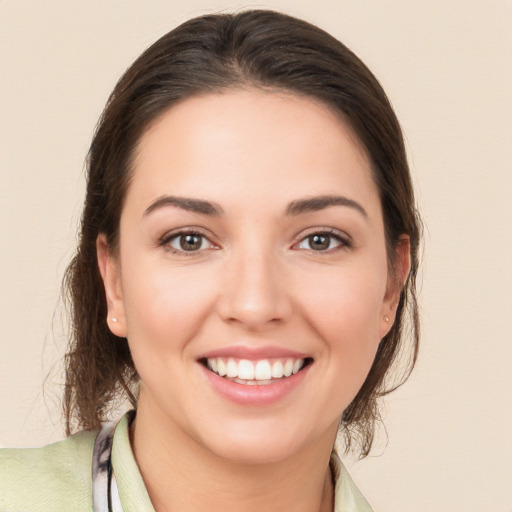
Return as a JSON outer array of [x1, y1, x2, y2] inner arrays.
[[1, 1, 511, 511]]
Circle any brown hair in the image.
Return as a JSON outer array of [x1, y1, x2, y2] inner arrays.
[[63, 9, 421, 456]]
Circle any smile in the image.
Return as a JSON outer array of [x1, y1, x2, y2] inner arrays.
[[201, 357, 313, 385]]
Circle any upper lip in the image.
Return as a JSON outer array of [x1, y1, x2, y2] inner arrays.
[[199, 345, 311, 361]]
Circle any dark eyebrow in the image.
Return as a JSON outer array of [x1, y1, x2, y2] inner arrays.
[[144, 195, 224, 217], [286, 195, 368, 218]]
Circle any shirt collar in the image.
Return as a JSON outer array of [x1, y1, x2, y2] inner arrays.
[[111, 412, 374, 512]]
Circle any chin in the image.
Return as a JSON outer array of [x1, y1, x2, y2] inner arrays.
[[198, 417, 329, 466], [208, 436, 301, 466]]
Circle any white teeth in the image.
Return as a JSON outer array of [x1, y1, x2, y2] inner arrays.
[[292, 359, 303, 374], [241, 379, 258, 386], [205, 357, 307, 383], [226, 358, 238, 378], [233, 378, 273, 386], [238, 359, 255, 380], [217, 359, 227, 377], [255, 360, 272, 380], [271, 360, 284, 378]]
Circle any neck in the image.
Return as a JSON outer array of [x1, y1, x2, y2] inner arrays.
[[131, 397, 336, 512]]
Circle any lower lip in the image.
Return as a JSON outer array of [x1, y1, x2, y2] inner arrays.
[[199, 363, 311, 406]]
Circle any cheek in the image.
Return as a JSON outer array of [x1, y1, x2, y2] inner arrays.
[[297, 261, 387, 362], [297, 271, 386, 414], [120, 259, 220, 357]]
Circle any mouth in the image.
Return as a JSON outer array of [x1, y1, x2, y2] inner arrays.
[[199, 357, 314, 386]]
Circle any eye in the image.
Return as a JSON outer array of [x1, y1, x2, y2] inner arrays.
[[296, 231, 347, 252], [163, 231, 214, 253]]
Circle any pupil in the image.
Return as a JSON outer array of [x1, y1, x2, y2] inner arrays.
[[181, 234, 201, 251], [310, 234, 329, 250]]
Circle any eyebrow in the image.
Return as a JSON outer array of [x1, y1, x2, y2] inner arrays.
[[144, 195, 224, 216], [143, 194, 367, 219], [286, 195, 368, 218]]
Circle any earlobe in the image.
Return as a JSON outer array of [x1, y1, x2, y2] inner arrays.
[[96, 234, 127, 337], [380, 235, 411, 336]]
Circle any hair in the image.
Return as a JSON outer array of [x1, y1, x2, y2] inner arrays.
[[63, 9, 421, 457]]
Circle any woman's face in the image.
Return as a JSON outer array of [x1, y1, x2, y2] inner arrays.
[[99, 90, 401, 464]]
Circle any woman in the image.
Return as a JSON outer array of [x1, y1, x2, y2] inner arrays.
[[0, 10, 420, 512]]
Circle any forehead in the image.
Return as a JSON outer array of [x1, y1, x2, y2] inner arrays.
[[127, 89, 380, 217]]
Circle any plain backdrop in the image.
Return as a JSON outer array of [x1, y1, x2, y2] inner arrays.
[[1, 1, 511, 511]]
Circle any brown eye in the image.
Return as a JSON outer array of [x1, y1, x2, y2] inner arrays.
[[296, 232, 345, 252], [167, 232, 211, 252], [180, 234, 202, 251], [308, 234, 330, 251]]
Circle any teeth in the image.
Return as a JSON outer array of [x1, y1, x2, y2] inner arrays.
[[238, 359, 255, 380], [255, 360, 272, 380], [226, 358, 238, 378], [292, 359, 302, 374], [271, 361, 284, 378], [217, 359, 227, 377], [205, 357, 307, 382]]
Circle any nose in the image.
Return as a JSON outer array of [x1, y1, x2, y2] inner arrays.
[[217, 248, 293, 330]]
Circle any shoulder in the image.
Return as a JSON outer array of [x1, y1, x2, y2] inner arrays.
[[0, 429, 97, 512]]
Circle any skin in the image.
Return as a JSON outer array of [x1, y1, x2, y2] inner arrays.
[[97, 89, 409, 512]]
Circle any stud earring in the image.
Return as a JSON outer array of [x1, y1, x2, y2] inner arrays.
[[384, 316, 389, 323], [112, 317, 118, 323]]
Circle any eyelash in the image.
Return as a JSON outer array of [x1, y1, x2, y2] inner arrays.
[[159, 228, 217, 256], [159, 227, 352, 256], [293, 228, 352, 253]]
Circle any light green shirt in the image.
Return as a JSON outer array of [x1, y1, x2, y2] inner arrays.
[[0, 414, 373, 511]]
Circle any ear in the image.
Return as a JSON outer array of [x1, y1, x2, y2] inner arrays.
[[379, 235, 411, 338], [96, 234, 127, 337]]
